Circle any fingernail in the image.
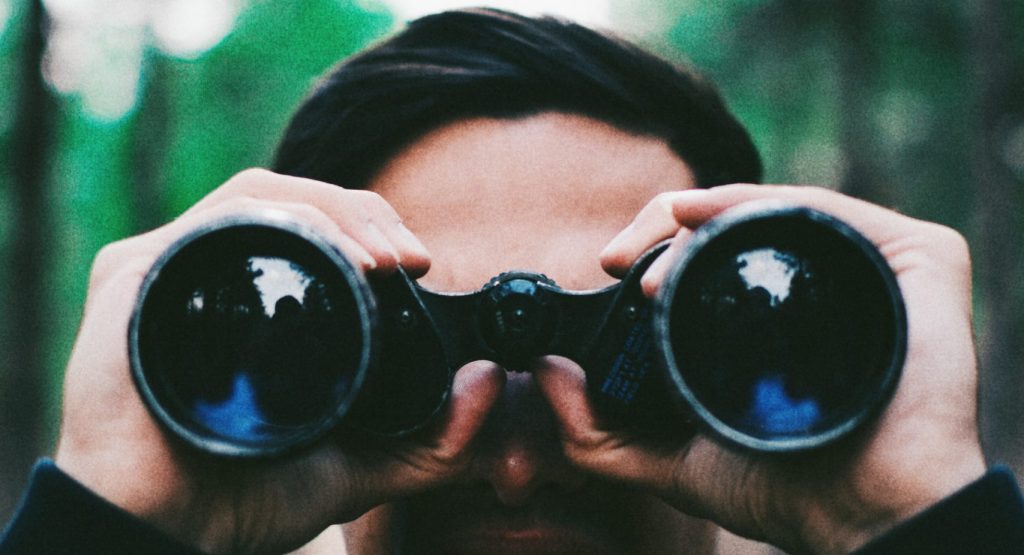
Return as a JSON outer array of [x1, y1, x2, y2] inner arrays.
[[361, 253, 378, 270], [640, 245, 677, 298]]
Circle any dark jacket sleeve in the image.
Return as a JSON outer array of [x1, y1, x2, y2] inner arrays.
[[853, 466, 1024, 554], [0, 460, 206, 555]]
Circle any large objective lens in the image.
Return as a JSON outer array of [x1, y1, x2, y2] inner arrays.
[[129, 220, 375, 456], [656, 203, 905, 451]]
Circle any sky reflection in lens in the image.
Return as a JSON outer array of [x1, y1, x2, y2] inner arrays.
[[736, 248, 798, 308], [250, 256, 310, 318], [748, 374, 821, 434], [193, 371, 276, 441]]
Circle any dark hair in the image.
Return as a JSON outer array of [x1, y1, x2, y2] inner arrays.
[[272, 8, 761, 188]]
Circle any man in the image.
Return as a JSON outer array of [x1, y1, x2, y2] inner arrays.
[[2, 8, 1021, 554]]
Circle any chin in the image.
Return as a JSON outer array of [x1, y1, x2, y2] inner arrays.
[[342, 488, 716, 555]]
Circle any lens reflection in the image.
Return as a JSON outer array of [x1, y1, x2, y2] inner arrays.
[[666, 211, 901, 448], [134, 225, 369, 455]]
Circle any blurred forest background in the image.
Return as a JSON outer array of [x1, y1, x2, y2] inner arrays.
[[0, 0, 1021, 549]]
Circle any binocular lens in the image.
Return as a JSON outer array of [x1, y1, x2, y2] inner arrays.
[[130, 223, 374, 456], [131, 204, 904, 456], [660, 208, 904, 450]]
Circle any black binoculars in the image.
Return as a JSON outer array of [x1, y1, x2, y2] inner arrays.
[[129, 201, 906, 457]]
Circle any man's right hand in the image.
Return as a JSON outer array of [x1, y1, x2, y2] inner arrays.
[[53, 169, 505, 554], [536, 184, 986, 555]]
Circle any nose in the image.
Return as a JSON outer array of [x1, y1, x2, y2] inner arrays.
[[472, 369, 586, 506]]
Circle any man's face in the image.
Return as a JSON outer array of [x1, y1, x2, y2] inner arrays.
[[346, 113, 713, 554]]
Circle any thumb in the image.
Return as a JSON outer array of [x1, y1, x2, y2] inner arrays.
[[533, 356, 679, 488], [533, 356, 749, 526], [425, 360, 507, 459], [342, 361, 506, 509]]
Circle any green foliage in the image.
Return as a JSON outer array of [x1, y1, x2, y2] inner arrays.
[[0, 0, 24, 244], [156, 0, 392, 216], [37, 0, 393, 444], [0, 0, 21, 436], [663, 1, 844, 185], [47, 103, 138, 397], [651, 0, 996, 232]]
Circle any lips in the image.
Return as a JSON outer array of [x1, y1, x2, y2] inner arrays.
[[414, 512, 619, 555], [400, 487, 628, 555], [433, 522, 616, 555]]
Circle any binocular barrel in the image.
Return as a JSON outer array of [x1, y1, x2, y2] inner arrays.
[[129, 202, 906, 457]]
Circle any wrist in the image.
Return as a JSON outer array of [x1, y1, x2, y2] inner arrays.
[[798, 455, 986, 555], [54, 438, 231, 554]]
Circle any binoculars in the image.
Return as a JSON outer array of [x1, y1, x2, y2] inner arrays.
[[129, 201, 906, 457]]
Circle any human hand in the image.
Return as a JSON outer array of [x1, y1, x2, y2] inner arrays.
[[535, 184, 986, 554], [53, 168, 504, 554]]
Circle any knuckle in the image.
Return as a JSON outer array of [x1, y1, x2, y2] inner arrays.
[[347, 189, 385, 206], [283, 201, 330, 225], [222, 194, 262, 211], [802, 184, 834, 195], [349, 189, 400, 220], [561, 440, 591, 464], [934, 223, 969, 252], [651, 192, 679, 217], [212, 195, 326, 225], [205, 195, 276, 220], [89, 240, 133, 287], [791, 184, 836, 203], [87, 238, 161, 296], [218, 168, 273, 196], [430, 442, 467, 469], [928, 223, 972, 268], [891, 221, 973, 278], [232, 167, 273, 185]]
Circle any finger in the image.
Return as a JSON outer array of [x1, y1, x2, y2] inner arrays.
[[600, 189, 704, 277], [666, 184, 919, 246], [373, 221, 432, 279], [365, 361, 506, 498], [191, 172, 401, 273], [533, 356, 603, 440], [87, 200, 378, 310], [533, 357, 681, 488], [533, 358, 745, 526], [65, 256, 157, 422], [639, 227, 693, 298], [310, 362, 505, 524], [430, 361, 507, 454], [190, 198, 378, 273], [187, 169, 431, 276]]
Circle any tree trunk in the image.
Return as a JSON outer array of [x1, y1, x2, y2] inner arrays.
[[835, 0, 886, 204], [969, 0, 1024, 479], [130, 45, 171, 233], [0, 0, 56, 521]]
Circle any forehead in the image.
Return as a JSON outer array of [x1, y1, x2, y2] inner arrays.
[[367, 113, 695, 291]]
